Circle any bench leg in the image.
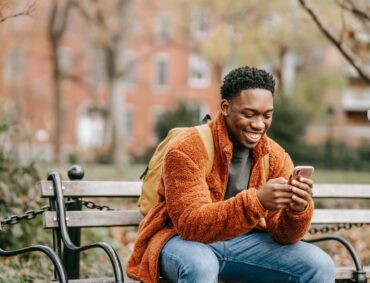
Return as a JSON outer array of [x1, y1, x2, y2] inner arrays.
[[63, 199, 82, 279]]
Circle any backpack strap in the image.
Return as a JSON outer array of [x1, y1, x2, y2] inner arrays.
[[263, 153, 269, 180], [195, 124, 214, 176]]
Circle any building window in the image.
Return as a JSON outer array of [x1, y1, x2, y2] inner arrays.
[[190, 8, 209, 40], [154, 13, 170, 42], [89, 49, 105, 88], [58, 48, 73, 74], [3, 48, 24, 83], [154, 54, 170, 90], [124, 106, 134, 140], [77, 109, 105, 149], [188, 53, 211, 88], [121, 55, 137, 86]]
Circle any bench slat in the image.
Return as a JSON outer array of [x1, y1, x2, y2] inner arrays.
[[38, 181, 370, 198], [43, 210, 144, 228], [335, 266, 370, 279], [43, 209, 370, 228], [313, 184, 370, 198], [51, 267, 370, 281], [38, 181, 142, 197], [312, 209, 370, 224]]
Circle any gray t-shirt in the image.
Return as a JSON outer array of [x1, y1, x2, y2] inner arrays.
[[224, 147, 252, 200]]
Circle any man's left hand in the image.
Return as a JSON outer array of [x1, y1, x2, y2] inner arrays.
[[289, 177, 313, 212]]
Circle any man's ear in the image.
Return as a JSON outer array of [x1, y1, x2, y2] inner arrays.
[[221, 99, 230, 116]]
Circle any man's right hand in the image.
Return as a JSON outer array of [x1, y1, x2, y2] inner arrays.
[[256, 177, 294, 210]]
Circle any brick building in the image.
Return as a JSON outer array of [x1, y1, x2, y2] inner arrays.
[[0, 1, 369, 162]]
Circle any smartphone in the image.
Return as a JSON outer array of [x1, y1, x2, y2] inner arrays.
[[290, 166, 314, 182]]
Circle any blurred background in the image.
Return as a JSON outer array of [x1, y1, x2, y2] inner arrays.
[[0, 0, 369, 281]]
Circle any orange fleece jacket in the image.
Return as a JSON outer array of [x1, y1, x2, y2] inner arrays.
[[127, 112, 314, 283]]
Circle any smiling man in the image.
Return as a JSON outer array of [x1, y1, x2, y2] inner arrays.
[[127, 66, 335, 283]]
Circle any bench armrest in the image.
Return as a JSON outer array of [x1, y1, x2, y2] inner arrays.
[[0, 245, 67, 283], [48, 171, 124, 283], [305, 236, 367, 283]]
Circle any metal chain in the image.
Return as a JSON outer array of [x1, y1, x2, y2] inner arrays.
[[308, 223, 369, 235], [0, 199, 116, 230], [2, 197, 368, 235], [80, 200, 117, 211], [0, 199, 78, 229], [77, 200, 370, 234]]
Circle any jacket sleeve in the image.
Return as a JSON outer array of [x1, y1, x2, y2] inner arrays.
[[163, 148, 268, 243], [265, 152, 314, 244]]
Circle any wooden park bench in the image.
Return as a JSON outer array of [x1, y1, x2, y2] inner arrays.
[[38, 165, 370, 283]]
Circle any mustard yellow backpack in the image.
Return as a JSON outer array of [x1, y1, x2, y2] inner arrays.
[[137, 124, 214, 216]]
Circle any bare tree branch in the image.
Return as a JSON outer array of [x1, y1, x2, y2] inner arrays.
[[71, 0, 94, 22], [298, 0, 370, 84], [0, 1, 35, 24], [61, 73, 97, 93], [337, 0, 370, 22]]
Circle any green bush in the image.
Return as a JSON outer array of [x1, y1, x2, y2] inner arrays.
[[287, 139, 370, 171], [131, 101, 203, 163], [0, 122, 43, 249], [0, 121, 55, 281], [268, 97, 309, 161], [155, 102, 201, 141]]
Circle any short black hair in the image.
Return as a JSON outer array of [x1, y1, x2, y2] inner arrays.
[[220, 66, 275, 100]]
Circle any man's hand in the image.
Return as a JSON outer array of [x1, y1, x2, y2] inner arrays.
[[289, 177, 313, 212], [256, 177, 293, 210]]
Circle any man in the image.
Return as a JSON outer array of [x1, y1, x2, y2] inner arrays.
[[127, 66, 335, 282]]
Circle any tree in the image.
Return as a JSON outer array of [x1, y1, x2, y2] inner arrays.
[[171, 0, 326, 97], [48, 0, 74, 163], [74, 0, 134, 165], [298, 0, 370, 83]]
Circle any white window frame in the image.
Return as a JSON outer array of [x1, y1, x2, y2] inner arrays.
[[124, 105, 135, 140], [3, 48, 24, 83], [190, 8, 209, 40], [188, 53, 211, 88], [154, 13, 170, 42], [89, 49, 105, 88], [121, 53, 137, 87], [153, 54, 170, 91], [77, 109, 105, 149]]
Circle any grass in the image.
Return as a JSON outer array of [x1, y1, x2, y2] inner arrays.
[[37, 163, 146, 181], [314, 169, 370, 184], [38, 162, 370, 184]]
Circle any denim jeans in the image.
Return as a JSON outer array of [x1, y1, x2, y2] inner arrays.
[[159, 230, 335, 283]]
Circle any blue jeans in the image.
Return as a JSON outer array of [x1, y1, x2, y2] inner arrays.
[[159, 231, 335, 283]]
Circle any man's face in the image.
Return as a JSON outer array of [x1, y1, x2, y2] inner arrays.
[[221, 88, 274, 149]]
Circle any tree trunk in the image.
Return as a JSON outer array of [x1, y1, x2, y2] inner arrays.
[[108, 77, 126, 165], [51, 43, 63, 163], [48, 0, 72, 163]]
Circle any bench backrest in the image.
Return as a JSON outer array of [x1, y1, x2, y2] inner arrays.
[[38, 181, 370, 228]]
